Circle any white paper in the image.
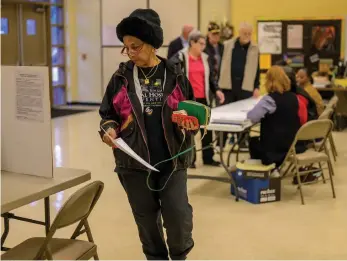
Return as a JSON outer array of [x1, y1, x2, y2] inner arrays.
[[15, 70, 44, 122], [287, 24, 303, 49], [101, 127, 159, 172], [210, 97, 261, 125], [258, 22, 282, 54]]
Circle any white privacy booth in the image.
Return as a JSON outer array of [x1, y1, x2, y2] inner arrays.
[[1, 66, 53, 178], [1, 66, 91, 251]]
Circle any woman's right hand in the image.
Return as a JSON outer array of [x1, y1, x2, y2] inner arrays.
[[102, 128, 117, 148]]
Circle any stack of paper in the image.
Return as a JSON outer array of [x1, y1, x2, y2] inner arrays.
[[210, 97, 261, 125]]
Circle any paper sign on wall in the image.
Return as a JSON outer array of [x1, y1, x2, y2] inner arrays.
[[287, 24, 303, 49], [16, 70, 44, 122], [258, 22, 282, 54]]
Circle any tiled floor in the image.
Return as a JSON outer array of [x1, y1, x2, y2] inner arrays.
[[2, 110, 347, 260]]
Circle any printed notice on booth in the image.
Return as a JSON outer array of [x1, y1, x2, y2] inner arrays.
[[15, 70, 44, 122]]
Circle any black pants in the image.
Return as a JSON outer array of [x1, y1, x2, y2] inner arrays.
[[218, 89, 253, 147], [117, 169, 194, 260], [249, 136, 284, 167], [249, 136, 263, 161], [193, 98, 214, 164]]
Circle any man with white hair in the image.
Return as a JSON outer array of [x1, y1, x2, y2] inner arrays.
[[218, 22, 260, 147], [167, 25, 194, 59]]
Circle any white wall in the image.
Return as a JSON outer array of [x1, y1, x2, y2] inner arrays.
[[100, 0, 199, 90], [75, 0, 102, 103], [199, 0, 230, 33], [66, 0, 231, 102]]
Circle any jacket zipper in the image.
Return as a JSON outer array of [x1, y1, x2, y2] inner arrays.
[[115, 73, 151, 164]]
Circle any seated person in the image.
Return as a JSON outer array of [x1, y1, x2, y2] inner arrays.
[[247, 66, 301, 167], [296, 68, 325, 116], [282, 66, 319, 123]]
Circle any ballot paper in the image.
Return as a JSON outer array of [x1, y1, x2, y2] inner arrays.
[[101, 127, 159, 172], [210, 97, 261, 125]]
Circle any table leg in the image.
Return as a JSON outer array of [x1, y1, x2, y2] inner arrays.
[[1, 214, 10, 251], [227, 135, 238, 167], [227, 130, 249, 167], [219, 132, 239, 201], [44, 197, 51, 234], [236, 131, 250, 162]]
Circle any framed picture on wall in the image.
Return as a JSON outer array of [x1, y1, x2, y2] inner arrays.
[[311, 26, 336, 53]]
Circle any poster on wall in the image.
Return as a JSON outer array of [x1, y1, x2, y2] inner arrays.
[[311, 26, 336, 53], [258, 22, 282, 54], [287, 24, 303, 49]]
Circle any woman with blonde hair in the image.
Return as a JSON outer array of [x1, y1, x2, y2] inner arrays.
[[247, 66, 301, 167]]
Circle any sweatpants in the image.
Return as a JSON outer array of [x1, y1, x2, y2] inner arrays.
[[117, 168, 194, 260]]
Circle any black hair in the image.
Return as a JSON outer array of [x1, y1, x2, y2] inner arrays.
[[299, 68, 313, 84]]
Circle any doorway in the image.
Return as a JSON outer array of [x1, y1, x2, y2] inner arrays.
[[1, 0, 66, 106]]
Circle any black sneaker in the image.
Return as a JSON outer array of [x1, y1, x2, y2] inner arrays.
[[204, 160, 221, 167], [292, 172, 319, 185]]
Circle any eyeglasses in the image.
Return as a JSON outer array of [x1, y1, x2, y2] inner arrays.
[[121, 43, 144, 56], [198, 41, 206, 47]]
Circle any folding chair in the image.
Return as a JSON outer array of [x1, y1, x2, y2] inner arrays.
[[279, 120, 336, 205], [1, 181, 104, 260], [326, 95, 338, 109], [319, 108, 338, 161]]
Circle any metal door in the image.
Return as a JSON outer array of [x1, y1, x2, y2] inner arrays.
[[1, 4, 20, 65], [21, 4, 48, 66]]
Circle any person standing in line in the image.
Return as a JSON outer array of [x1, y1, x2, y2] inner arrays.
[[167, 25, 194, 59], [172, 30, 225, 168], [99, 9, 197, 260], [218, 22, 261, 147], [204, 22, 224, 105]]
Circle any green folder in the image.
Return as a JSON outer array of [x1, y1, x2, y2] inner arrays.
[[177, 101, 211, 126]]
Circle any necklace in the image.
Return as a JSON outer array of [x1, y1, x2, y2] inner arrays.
[[139, 59, 161, 84]]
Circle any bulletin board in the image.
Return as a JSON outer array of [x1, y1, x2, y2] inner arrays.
[[257, 19, 342, 74]]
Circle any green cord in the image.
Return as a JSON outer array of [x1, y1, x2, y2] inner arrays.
[[146, 130, 208, 192]]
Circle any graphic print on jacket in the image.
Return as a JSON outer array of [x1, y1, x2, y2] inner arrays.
[[138, 61, 172, 172]]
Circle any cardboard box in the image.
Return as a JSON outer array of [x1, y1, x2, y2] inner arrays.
[[230, 161, 281, 204]]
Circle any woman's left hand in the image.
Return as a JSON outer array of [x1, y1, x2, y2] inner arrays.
[[180, 118, 199, 131]]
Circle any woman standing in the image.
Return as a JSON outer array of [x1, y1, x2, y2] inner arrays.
[[99, 9, 197, 260], [173, 30, 225, 168]]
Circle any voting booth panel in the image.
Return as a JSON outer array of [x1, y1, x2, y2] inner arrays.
[[1, 66, 53, 178]]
